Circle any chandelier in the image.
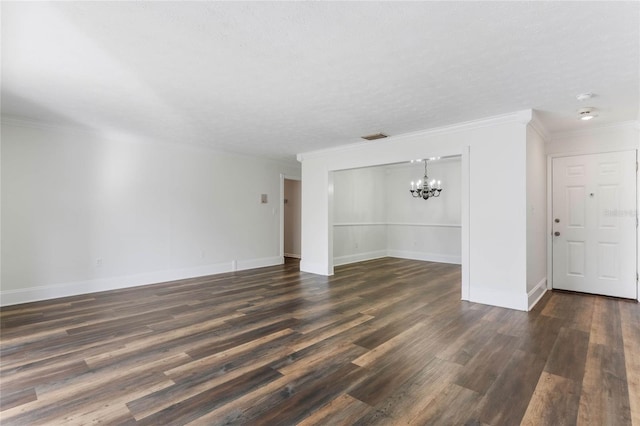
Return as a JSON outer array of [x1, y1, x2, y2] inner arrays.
[[409, 159, 443, 200]]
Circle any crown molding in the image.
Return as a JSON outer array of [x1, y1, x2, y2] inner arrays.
[[383, 155, 462, 171], [549, 120, 640, 142], [297, 109, 532, 162], [1, 115, 301, 169], [515, 109, 533, 125], [528, 110, 549, 141], [1, 116, 98, 135]]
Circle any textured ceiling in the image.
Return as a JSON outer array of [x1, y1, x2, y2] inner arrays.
[[2, 1, 639, 162]]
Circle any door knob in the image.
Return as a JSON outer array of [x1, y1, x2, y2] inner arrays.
[[554, 231, 561, 236]]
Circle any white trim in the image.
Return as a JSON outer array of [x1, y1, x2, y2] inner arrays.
[[469, 286, 528, 311], [299, 260, 333, 276], [333, 222, 386, 227], [328, 171, 335, 275], [387, 250, 461, 265], [384, 156, 461, 170], [549, 120, 639, 142], [1, 116, 99, 135], [546, 155, 554, 290], [333, 250, 388, 266], [529, 111, 549, 141], [0, 256, 283, 307], [280, 174, 302, 260], [284, 253, 301, 259], [236, 256, 283, 271], [548, 147, 639, 159], [297, 110, 532, 162], [333, 250, 462, 267], [528, 277, 548, 311], [333, 222, 461, 228], [2, 116, 301, 170], [386, 222, 462, 228], [461, 145, 471, 301], [280, 174, 285, 259]]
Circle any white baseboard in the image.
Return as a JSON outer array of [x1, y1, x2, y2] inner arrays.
[[299, 260, 333, 276], [386, 250, 461, 265], [527, 277, 548, 311], [0, 256, 283, 307], [469, 285, 528, 311], [332, 249, 461, 267], [284, 253, 301, 259], [333, 250, 388, 266], [236, 256, 283, 271]]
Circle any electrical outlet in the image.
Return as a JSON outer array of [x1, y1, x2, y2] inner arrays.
[[96, 258, 103, 267]]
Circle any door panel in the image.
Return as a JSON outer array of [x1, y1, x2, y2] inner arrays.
[[552, 151, 637, 299], [566, 241, 585, 276], [597, 185, 618, 229], [567, 186, 586, 227], [596, 242, 617, 279]]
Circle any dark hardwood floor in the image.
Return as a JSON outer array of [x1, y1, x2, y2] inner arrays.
[[1, 257, 638, 425]]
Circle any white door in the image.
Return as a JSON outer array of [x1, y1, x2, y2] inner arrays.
[[552, 151, 637, 299]]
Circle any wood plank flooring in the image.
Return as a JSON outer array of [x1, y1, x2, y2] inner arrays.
[[1, 257, 638, 425]]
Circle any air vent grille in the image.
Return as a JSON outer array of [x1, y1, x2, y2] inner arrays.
[[361, 133, 388, 141]]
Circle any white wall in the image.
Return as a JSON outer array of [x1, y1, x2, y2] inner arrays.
[[467, 124, 527, 309], [546, 122, 639, 155], [300, 163, 333, 275], [283, 179, 301, 257], [332, 159, 462, 266], [386, 159, 461, 264], [526, 124, 548, 308], [333, 166, 387, 265], [299, 111, 532, 311], [0, 120, 300, 306]]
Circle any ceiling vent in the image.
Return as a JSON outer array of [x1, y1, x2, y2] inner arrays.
[[361, 133, 388, 141]]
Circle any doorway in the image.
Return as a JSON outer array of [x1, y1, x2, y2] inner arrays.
[[551, 150, 637, 298], [330, 156, 462, 276], [283, 177, 301, 259]]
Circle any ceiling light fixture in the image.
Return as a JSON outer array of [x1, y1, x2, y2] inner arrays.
[[410, 159, 443, 200], [361, 133, 388, 141], [577, 107, 598, 121]]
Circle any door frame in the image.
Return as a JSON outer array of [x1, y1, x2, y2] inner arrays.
[[280, 174, 302, 262], [546, 149, 639, 300]]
